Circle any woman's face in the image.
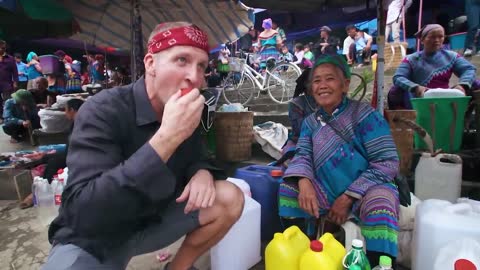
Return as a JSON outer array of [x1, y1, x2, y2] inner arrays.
[[422, 28, 445, 53], [310, 64, 350, 114]]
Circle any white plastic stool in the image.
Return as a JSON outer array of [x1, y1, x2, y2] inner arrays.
[[317, 216, 365, 252]]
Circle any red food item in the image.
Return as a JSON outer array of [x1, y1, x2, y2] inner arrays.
[[181, 87, 194, 96]]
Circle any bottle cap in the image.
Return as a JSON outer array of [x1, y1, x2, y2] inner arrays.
[[270, 170, 283, 177], [310, 240, 323, 252], [349, 265, 362, 270], [379, 256, 392, 267], [352, 239, 363, 248], [455, 259, 477, 270]]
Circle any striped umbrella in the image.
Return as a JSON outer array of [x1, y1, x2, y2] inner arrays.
[[62, 0, 254, 50]]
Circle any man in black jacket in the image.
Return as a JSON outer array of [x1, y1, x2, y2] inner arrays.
[[314, 25, 341, 56], [42, 22, 244, 270]]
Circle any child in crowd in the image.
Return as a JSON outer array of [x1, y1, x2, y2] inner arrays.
[[304, 43, 315, 62], [279, 45, 294, 62]]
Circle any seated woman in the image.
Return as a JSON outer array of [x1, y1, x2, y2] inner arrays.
[[388, 24, 476, 109], [30, 77, 55, 108], [2, 89, 40, 143], [279, 55, 400, 265]]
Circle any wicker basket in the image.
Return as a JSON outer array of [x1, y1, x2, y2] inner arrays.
[[228, 57, 246, 72], [214, 112, 254, 161], [385, 110, 417, 175]]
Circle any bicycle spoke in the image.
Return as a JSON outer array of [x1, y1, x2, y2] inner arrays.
[[267, 63, 301, 104]]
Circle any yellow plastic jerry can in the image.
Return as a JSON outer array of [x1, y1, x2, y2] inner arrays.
[[299, 240, 336, 270], [318, 233, 347, 270], [265, 225, 310, 270]]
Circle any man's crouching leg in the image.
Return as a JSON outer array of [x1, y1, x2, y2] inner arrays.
[[169, 180, 244, 270]]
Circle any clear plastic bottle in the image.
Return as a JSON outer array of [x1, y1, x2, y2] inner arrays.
[[372, 256, 393, 270], [54, 180, 64, 209], [343, 239, 371, 270], [36, 179, 56, 227], [32, 177, 41, 207]]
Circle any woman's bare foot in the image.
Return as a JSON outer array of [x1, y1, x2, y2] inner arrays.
[[19, 194, 33, 209]]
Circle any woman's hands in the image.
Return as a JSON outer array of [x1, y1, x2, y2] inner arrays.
[[327, 194, 355, 225], [298, 178, 320, 218], [414, 86, 428, 97]]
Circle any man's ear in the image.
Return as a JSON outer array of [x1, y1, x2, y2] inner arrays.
[[144, 53, 155, 77]]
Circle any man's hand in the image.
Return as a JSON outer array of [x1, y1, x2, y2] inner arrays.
[[176, 169, 216, 214], [22, 120, 31, 128], [298, 178, 320, 218], [159, 89, 204, 143], [149, 89, 205, 161], [13, 82, 18, 89], [327, 194, 354, 225]]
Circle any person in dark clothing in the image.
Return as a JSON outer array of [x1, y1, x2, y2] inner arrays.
[[238, 26, 257, 52], [2, 89, 40, 143], [41, 22, 244, 270], [314, 26, 341, 56], [42, 98, 84, 181], [0, 40, 18, 124], [19, 98, 85, 209], [30, 77, 55, 108]]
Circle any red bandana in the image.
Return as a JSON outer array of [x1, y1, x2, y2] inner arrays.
[[147, 25, 209, 55]]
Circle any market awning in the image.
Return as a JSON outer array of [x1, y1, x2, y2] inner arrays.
[[0, 0, 73, 21], [62, 0, 254, 50], [239, 0, 375, 11]]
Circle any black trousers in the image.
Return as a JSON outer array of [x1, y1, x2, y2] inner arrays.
[[2, 123, 27, 140]]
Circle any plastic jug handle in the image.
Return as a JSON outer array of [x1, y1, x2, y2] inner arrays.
[[435, 153, 461, 165], [283, 226, 301, 240]]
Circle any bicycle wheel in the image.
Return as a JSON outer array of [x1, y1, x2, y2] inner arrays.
[[266, 63, 301, 104], [222, 72, 255, 105]]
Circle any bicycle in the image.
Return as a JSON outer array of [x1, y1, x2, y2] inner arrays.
[[222, 52, 302, 105]]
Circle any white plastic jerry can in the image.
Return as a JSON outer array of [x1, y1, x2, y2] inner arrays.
[[415, 153, 462, 202], [210, 179, 262, 270]]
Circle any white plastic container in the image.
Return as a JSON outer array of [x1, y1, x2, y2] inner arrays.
[[226, 177, 252, 197], [413, 199, 480, 270], [433, 238, 480, 270], [210, 180, 261, 270], [415, 153, 462, 202]]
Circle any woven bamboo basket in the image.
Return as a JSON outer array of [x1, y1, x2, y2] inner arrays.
[[385, 110, 417, 175], [214, 112, 254, 162]]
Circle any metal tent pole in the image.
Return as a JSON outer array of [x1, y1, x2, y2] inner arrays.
[[130, 0, 144, 81], [376, 0, 386, 113], [417, 0, 423, 51]]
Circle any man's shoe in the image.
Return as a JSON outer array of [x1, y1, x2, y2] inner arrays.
[[464, 49, 473, 57]]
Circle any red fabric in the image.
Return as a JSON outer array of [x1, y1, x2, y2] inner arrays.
[[147, 25, 209, 55], [64, 55, 73, 64]]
